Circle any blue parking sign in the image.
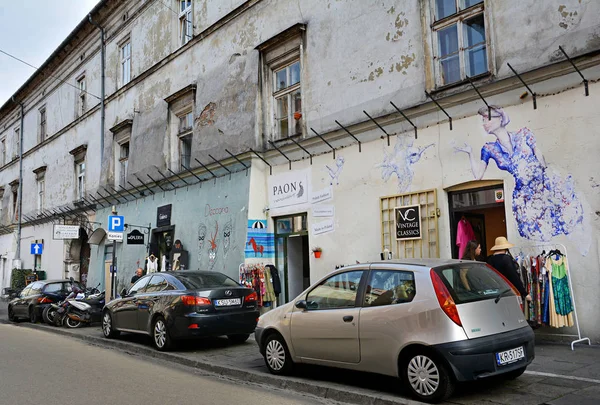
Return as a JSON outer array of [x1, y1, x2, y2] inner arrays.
[[108, 215, 124, 232]]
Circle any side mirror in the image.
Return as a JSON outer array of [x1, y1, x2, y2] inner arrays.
[[295, 300, 307, 310], [120, 288, 128, 298]]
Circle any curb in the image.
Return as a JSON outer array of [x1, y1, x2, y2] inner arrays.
[[0, 319, 424, 405]]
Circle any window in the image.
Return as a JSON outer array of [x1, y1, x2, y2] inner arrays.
[[121, 41, 131, 85], [364, 270, 416, 307], [431, 0, 487, 86], [14, 127, 20, 160], [20, 285, 32, 297], [306, 271, 364, 310], [39, 107, 47, 142], [145, 275, 169, 293], [178, 111, 193, 171], [1, 138, 5, 166], [11, 188, 18, 222], [77, 76, 86, 116], [434, 262, 514, 304], [119, 141, 129, 187], [273, 61, 302, 138], [76, 161, 86, 200], [43, 283, 63, 294], [37, 177, 45, 211], [128, 276, 151, 295], [179, 0, 192, 45], [176, 272, 239, 289]]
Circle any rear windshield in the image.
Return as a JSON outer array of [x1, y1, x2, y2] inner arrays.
[[175, 272, 239, 289], [43, 281, 84, 294], [433, 263, 513, 304]]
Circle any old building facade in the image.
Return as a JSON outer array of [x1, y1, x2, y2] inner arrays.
[[0, 0, 599, 340]]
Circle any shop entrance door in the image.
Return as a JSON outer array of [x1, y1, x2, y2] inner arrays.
[[274, 214, 310, 303], [150, 227, 175, 272], [448, 184, 507, 260]]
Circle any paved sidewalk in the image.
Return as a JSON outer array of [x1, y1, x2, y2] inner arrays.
[[2, 314, 600, 405]]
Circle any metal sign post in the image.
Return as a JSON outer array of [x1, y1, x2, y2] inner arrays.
[[110, 206, 118, 300]]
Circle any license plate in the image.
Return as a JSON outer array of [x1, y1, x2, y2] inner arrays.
[[496, 346, 525, 366], [214, 298, 241, 307]]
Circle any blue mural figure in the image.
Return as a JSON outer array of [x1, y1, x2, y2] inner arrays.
[[326, 156, 345, 186], [378, 136, 433, 193], [454, 105, 589, 255]]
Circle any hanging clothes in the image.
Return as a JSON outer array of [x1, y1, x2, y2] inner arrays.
[[456, 218, 475, 259], [545, 257, 574, 328], [548, 255, 574, 316], [263, 267, 277, 303], [147, 256, 158, 274], [266, 264, 281, 296]]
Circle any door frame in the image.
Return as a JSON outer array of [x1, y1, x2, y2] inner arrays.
[[273, 213, 308, 303]]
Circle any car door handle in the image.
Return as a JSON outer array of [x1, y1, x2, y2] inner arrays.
[[343, 315, 354, 323]]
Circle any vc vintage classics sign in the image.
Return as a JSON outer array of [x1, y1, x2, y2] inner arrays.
[[268, 170, 309, 209], [395, 205, 422, 240]]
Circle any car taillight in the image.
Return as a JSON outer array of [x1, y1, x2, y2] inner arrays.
[[486, 263, 524, 311], [244, 291, 258, 303], [181, 295, 211, 306], [38, 297, 52, 304], [430, 269, 462, 326]]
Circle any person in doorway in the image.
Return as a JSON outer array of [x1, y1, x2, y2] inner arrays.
[[459, 240, 481, 291], [130, 268, 143, 285], [486, 236, 531, 302], [174, 239, 183, 250]]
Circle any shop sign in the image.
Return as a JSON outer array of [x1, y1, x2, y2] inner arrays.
[[157, 204, 172, 227], [127, 229, 145, 245], [311, 187, 333, 204], [107, 232, 123, 242], [312, 205, 334, 217], [268, 170, 309, 209], [312, 219, 335, 235], [495, 189, 505, 203], [395, 205, 422, 240], [53, 225, 79, 240]]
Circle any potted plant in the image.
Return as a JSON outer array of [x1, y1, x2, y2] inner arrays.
[[312, 247, 322, 258]]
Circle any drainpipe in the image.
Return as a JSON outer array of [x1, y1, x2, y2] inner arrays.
[[88, 14, 105, 165], [11, 97, 24, 268]]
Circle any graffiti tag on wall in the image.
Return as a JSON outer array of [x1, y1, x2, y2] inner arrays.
[[378, 136, 433, 193]]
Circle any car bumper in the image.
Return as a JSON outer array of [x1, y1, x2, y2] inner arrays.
[[255, 326, 265, 353], [433, 326, 535, 381], [170, 310, 260, 339]]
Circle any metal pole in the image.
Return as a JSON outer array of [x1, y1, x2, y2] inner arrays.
[[12, 97, 24, 268], [110, 206, 117, 300], [88, 15, 106, 164]]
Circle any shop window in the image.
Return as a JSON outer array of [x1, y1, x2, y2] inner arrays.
[[364, 270, 416, 307], [306, 271, 364, 310], [257, 24, 305, 141], [429, 0, 488, 87]]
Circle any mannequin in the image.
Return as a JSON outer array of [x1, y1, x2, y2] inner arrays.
[[146, 254, 158, 274]]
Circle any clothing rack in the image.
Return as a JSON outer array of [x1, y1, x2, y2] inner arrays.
[[515, 242, 590, 350]]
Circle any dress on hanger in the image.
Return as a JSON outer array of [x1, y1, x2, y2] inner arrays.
[[545, 258, 574, 327], [549, 256, 574, 316], [456, 219, 475, 259], [147, 256, 158, 273]]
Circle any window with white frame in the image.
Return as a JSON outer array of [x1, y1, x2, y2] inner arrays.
[[77, 76, 86, 116], [119, 141, 129, 187], [39, 107, 47, 142], [178, 111, 193, 171], [121, 40, 131, 86], [179, 0, 192, 45], [12, 189, 18, 222], [431, 0, 487, 87], [37, 177, 45, 211], [1, 138, 5, 166], [76, 161, 86, 200], [14, 127, 20, 160], [273, 61, 302, 139]]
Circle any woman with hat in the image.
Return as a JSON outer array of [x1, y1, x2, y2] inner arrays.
[[487, 236, 531, 302]]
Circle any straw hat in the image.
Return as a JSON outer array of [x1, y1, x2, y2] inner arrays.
[[490, 236, 514, 251]]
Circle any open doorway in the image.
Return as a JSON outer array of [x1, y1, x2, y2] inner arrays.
[[449, 185, 507, 260], [150, 227, 174, 272], [274, 214, 310, 303]]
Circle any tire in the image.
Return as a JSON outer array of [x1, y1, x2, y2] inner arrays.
[[102, 311, 120, 339], [263, 333, 293, 375], [402, 351, 454, 403], [42, 306, 57, 325], [8, 306, 20, 323], [152, 316, 172, 351], [29, 306, 39, 323], [503, 366, 526, 380], [227, 334, 250, 344], [65, 317, 82, 328]]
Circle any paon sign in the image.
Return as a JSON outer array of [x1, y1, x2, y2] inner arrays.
[[127, 229, 145, 245], [157, 204, 172, 227], [394, 205, 422, 240], [268, 170, 309, 209]]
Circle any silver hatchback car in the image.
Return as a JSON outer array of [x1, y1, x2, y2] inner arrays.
[[255, 259, 534, 403]]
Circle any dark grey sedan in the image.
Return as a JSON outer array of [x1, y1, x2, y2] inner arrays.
[[102, 271, 259, 351]]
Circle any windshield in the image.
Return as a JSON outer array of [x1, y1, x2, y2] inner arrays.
[[433, 263, 514, 304], [175, 272, 239, 289]]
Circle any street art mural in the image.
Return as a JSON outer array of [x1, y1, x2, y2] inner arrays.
[[222, 218, 233, 260], [208, 221, 219, 270], [454, 105, 590, 256], [245, 220, 275, 259], [378, 136, 434, 193], [325, 156, 345, 186], [197, 223, 207, 263]]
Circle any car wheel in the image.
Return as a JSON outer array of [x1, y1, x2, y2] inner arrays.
[[102, 311, 120, 339], [403, 351, 454, 403], [8, 306, 20, 323], [42, 306, 56, 325], [227, 334, 250, 344], [503, 366, 527, 380], [29, 306, 39, 323], [152, 316, 172, 351], [263, 333, 293, 375]]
